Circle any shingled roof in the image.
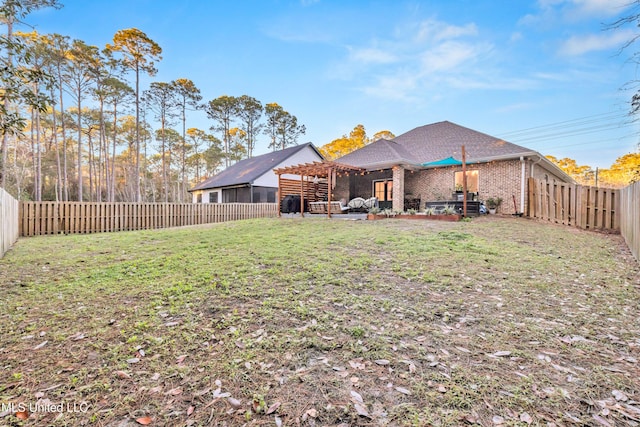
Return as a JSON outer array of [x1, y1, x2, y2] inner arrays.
[[190, 143, 321, 192], [337, 121, 536, 168]]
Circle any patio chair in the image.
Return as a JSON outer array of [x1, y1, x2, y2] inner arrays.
[[348, 197, 366, 210], [363, 197, 378, 210]]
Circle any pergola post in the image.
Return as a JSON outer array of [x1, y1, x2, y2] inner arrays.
[[277, 173, 281, 217], [462, 145, 467, 217], [327, 168, 333, 218], [273, 161, 365, 220], [300, 175, 305, 218]]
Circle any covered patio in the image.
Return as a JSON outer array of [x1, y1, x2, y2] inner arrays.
[[274, 161, 366, 218]]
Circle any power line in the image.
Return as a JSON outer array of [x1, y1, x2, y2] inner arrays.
[[496, 111, 637, 149], [498, 111, 629, 138]]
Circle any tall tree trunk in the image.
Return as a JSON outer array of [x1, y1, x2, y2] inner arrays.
[[56, 64, 69, 201], [110, 103, 118, 202], [1, 18, 13, 190], [98, 98, 106, 202], [76, 92, 83, 201], [87, 131, 93, 201], [51, 90, 62, 202], [134, 64, 140, 202], [30, 109, 36, 199], [180, 107, 186, 202], [35, 106, 42, 201], [161, 116, 167, 203]]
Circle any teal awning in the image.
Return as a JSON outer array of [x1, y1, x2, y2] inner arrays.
[[421, 156, 462, 167]]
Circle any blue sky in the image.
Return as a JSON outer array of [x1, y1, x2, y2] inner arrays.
[[27, 0, 639, 169]]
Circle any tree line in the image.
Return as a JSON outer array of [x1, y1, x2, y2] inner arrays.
[[546, 154, 640, 188], [0, 0, 306, 202]]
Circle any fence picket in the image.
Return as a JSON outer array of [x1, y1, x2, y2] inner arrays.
[[527, 177, 619, 232], [17, 202, 279, 237]]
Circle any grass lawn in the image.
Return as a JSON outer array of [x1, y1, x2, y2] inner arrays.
[[0, 216, 639, 426]]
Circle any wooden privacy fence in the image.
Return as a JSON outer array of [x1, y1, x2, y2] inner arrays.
[[527, 177, 620, 231], [620, 180, 640, 261], [19, 202, 279, 237], [1, 188, 19, 257]]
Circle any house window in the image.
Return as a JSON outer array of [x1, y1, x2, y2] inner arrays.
[[373, 180, 392, 201], [267, 190, 276, 203], [196, 193, 202, 203], [209, 192, 218, 203], [454, 170, 479, 193]]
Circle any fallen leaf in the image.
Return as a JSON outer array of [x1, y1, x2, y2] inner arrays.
[[374, 359, 390, 365], [33, 341, 48, 350], [176, 354, 188, 364], [126, 358, 140, 364], [266, 402, 281, 415], [305, 408, 317, 418], [520, 412, 533, 424], [350, 390, 364, 404], [612, 390, 628, 401], [135, 416, 152, 425], [187, 406, 194, 416], [228, 397, 242, 409], [275, 416, 282, 427], [165, 387, 182, 396], [395, 386, 411, 395], [492, 415, 505, 424], [493, 351, 511, 357], [354, 403, 371, 418], [15, 411, 29, 420], [592, 415, 613, 427], [70, 332, 85, 341], [116, 371, 131, 379]]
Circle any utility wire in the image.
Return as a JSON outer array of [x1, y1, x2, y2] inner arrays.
[[496, 111, 637, 148], [498, 111, 629, 138]]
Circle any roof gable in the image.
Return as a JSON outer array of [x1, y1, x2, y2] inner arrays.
[[392, 121, 533, 163], [335, 138, 415, 169], [190, 143, 322, 191], [336, 121, 536, 168]]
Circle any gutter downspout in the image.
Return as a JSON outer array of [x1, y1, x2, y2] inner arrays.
[[530, 154, 543, 178], [520, 156, 526, 214]]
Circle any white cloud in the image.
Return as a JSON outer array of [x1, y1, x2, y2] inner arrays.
[[415, 20, 478, 43], [360, 73, 419, 101], [559, 29, 634, 55], [349, 47, 398, 64], [520, 0, 633, 26], [570, 0, 632, 17], [420, 41, 479, 73], [330, 17, 498, 101]]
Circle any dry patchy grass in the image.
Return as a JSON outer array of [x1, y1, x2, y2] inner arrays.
[[0, 216, 639, 426]]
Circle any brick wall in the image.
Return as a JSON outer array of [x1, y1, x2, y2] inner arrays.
[[334, 170, 392, 201], [392, 166, 405, 211], [405, 160, 527, 214], [334, 159, 568, 214]]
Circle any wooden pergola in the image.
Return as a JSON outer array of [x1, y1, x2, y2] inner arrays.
[[274, 161, 366, 218]]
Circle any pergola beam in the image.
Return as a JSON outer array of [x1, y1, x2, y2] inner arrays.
[[274, 161, 365, 218]]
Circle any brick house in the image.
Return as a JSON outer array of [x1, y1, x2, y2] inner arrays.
[[333, 121, 573, 214]]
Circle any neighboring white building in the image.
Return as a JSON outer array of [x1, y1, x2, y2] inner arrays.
[[189, 143, 324, 203]]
